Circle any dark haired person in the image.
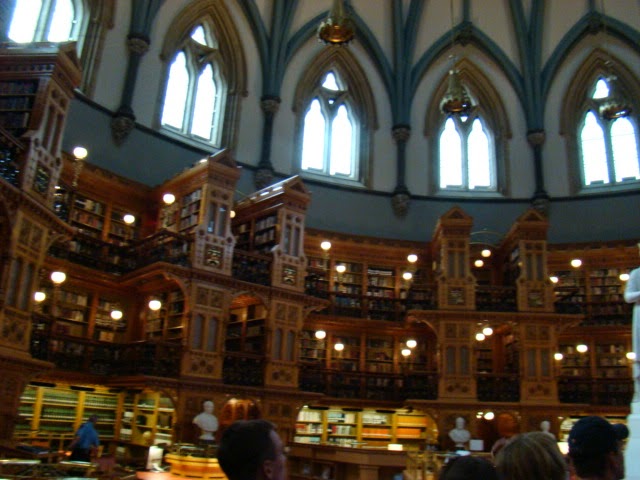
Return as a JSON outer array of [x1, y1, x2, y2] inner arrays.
[[438, 455, 498, 480], [217, 419, 287, 480], [495, 432, 568, 480], [69, 414, 100, 462], [568, 416, 627, 480]]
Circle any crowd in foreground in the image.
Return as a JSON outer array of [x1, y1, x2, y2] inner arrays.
[[214, 415, 629, 480]]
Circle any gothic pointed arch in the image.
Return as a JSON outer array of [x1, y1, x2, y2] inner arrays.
[[157, 0, 247, 149], [425, 58, 512, 196], [560, 49, 640, 193], [292, 48, 377, 188]]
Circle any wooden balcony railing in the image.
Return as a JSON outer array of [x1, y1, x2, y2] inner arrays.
[[231, 250, 272, 286], [558, 377, 633, 406], [476, 373, 520, 402]]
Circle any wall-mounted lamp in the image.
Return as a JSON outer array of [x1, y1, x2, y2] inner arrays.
[[481, 249, 492, 258], [336, 264, 346, 274], [475, 332, 486, 342], [620, 273, 630, 282], [407, 254, 418, 264], [110, 309, 123, 321], [34, 291, 46, 303], [50, 271, 67, 285], [626, 352, 636, 361], [570, 259, 582, 268], [576, 344, 588, 353], [123, 214, 135, 225], [474, 259, 484, 268], [72, 146, 88, 188], [334, 342, 344, 351], [482, 326, 493, 336], [401, 348, 411, 357], [315, 330, 327, 340], [554, 352, 564, 361], [321, 241, 332, 252], [483, 411, 495, 421], [549, 276, 559, 284], [148, 299, 162, 311], [162, 193, 176, 205], [406, 339, 417, 349]]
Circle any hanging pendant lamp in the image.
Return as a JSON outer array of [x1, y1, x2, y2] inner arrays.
[[317, 0, 355, 46]]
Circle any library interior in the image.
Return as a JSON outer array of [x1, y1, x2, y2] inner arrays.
[[0, 1, 639, 480]]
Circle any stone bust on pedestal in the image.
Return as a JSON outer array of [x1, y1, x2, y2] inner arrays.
[[449, 417, 471, 449], [193, 400, 218, 443]]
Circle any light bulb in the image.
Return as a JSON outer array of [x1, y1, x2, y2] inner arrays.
[[554, 352, 564, 361], [549, 276, 559, 284], [571, 259, 582, 268], [315, 330, 326, 340], [401, 348, 411, 357], [474, 259, 484, 268], [407, 254, 418, 263], [475, 333, 486, 341], [334, 342, 344, 351], [73, 146, 88, 159], [481, 249, 492, 258], [484, 412, 495, 420], [626, 352, 636, 360], [162, 193, 176, 205], [123, 214, 135, 225], [403, 272, 413, 281], [321, 241, 332, 252], [406, 339, 417, 349], [148, 299, 162, 311], [619, 273, 630, 281], [50, 271, 67, 285], [482, 327, 493, 336], [336, 264, 346, 274], [110, 310, 123, 320], [34, 291, 46, 302], [576, 344, 588, 353]]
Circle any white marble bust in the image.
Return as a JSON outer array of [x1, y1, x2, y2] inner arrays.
[[540, 420, 555, 439], [193, 400, 218, 441], [449, 417, 471, 448]]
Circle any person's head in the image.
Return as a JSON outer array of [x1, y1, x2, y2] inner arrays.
[[203, 400, 214, 414], [495, 432, 568, 480], [438, 455, 498, 480], [218, 419, 286, 480], [88, 414, 98, 424], [568, 416, 626, 480]]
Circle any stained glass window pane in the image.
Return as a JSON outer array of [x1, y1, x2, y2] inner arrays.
[[468, 119, 491, 188], [8, 0, 42, 42], [161, 52, 189, 129], [192, 65, 216, 140], [611, 117, 640, 182], [592, 78, 609, 99], [191, 25, 207, 45], [48, 0, 75, 42], [440, 118, 463, 188], [581, 111, 609, 184], [301, 100, 325, 171], [330, 105, 353, 176], [322, 72, 339, 91]]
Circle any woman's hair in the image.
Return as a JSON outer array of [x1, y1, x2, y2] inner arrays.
[[438, 455, 498, 480], [495, 432, 568, 480]]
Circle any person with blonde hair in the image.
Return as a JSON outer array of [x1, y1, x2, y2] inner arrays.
[[495, 431, 568, 480]]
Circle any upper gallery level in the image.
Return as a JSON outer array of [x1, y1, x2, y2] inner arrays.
[[2, 2, 639, 243]]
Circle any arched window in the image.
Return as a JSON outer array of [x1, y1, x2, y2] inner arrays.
[[425, 60, 510, 196], [438, 116, 495, 190], [160, 24, 226, 146], [8, 0, 85, 46], [300, 72, 358, 181], [294, 49, 377, 188], [578, 78, 639, 187]]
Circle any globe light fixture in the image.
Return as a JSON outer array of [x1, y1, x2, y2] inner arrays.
[[406, 339, 417, 349], [619, 273, 630, 281], [474, 259, 484, 268], [334, 342, 344, 351], [50, 271, 67, 285], [576, 344, 588, 353], [484, 411, 495, 420], [321, 241, 332, 252], [475, 332, 486, 341], [336, 264, 346, 274], [110, 310, 123, 321], [482, 326, 493, 336], [148, 299, 162, 311], [626, 352, 636, 360], [401, 348, 411, 357], [402, 271, 413, 281], [481, 249, 492, 258], [123, 214, 135, 225], [162, 193, 176, 205], [570, 259, 582, 268], [407, 254, 418, 263], [34, 291, 46, 302], [554, 352, 564, 361], [549, 276, 559, 284], [315, 330, 327, 340]]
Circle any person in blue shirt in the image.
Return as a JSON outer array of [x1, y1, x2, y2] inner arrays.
[[69, 414, 100, 462]]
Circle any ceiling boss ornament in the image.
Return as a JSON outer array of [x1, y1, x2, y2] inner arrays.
[[317, 0, 355, 46]]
